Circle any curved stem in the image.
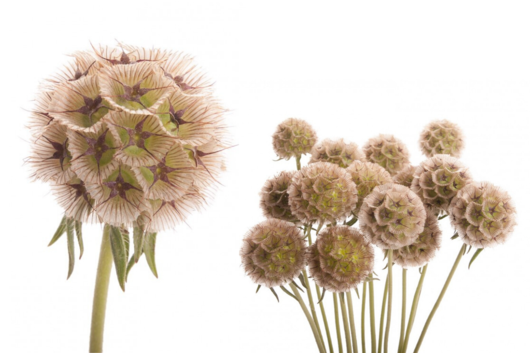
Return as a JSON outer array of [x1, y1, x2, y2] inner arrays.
[[413, 244, 466, 353], [347, 291, 359, 353], [369, 279, 376, 353], [290, 283, 327, 353], [377, 274, 389, 353], [340, 293, 353, 353], [384, 250, 393, 353], [89, 225, 113, 353], [402, 265, 428, 353], [334, 293, 344, 353], [398, 269, 407, 353], [361, 282, 367, 353]]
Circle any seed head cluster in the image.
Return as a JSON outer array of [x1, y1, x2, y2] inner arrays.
[[272, 118, 317, 160], [309, 138, 365, 168], [346, 161, 393, 215], [419, 119, 464, 158], [363, 134, 410, 176], [260, 171, 298, 223]]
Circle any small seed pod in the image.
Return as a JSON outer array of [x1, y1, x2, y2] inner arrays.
[[346, 161, 393, 215], [411, 154, 472, 212], [393, 165, 416, 189], [288, 162, 358, 224], [260, 171, 298, 222], [359, 183, 426, 250], [308, 226, 374, 292], [240, 219, 307, 288], [363, 134, 410, 176], [419, 119, 464, 158], [392, 211, 441, 268], [272, 118, 317, 159], [309, 138, 365, 168], [449, 182, 516, 248]]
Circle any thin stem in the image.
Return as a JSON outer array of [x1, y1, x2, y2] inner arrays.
[[89, 225, 113, 353], [413, 244, 466, 353], [402, 265, 428, 353], [317, 285, 335, 353], [340, 293, 353, 353], [384, 250, 393, 353], [334, 293, 344, 353], [346, 291, 359, 353], [290, 283, 327, 353], [296, 155, 302, 170], [369, 278, 376, 353], [398, 269, 407, 353], [303, 269, 325, 348], [361, 282, 367, 353], [377, 273, 389, 353]]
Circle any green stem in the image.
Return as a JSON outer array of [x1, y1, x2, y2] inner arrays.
[[290, 283, 327, 353], [377, 273, 389, 353], [317, 285, 335, 353], [384, 250, 393, 353], [413, 244, 466, 353], [346, 291, 359, 353], [296, 156, 302, 170], [369, 278, 376, 353], [402, 265, 428, 353], [398, 269, 407, 353], [361, 282, 367, 353], [334, 293, 344, 353], [303, 270, 325, 348], [340, 294, 353, 353], [89, 225, 113, 353]]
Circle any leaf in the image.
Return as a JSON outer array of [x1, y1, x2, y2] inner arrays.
[[438, 214, 448, 220], [468, 248, 484, 269], [109, 226, 127, 291], [74, 221, 84, 259], [132, 224, 146, 263], [451, 232, 459, 240], [292, 279, 305, 293], [122, 228, 130, 260], [270, 288, 279, 302], [280, 286, 298, 302], [256, 285, 261, 293], [144, 232, 158, 278], [298, 273, 307, 289], [466, 244, 472, 254], [66, 218, 75, 279], [126, 256, 135, 281], [317, 288, 327, 304], [48, 216, 67, 247], [354, 287, 360, 299]]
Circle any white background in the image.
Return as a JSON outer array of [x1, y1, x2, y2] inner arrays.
[[1, 1, 529, 352]]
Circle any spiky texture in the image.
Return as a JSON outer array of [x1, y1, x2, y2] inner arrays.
[[393, 165, 416, 189], [260, 171, 298, 223], [363, 134, 410, 176], [359, 184, 426, 250], [308, 226, 374, 292], [449, 182, 516, 248], [240, 219, 307, 288], [346, 161, 393, 215], [411, 154, 472, 212], [288, 162, 358, 225], [272, 118, 317, 159], [392, 211, 441, 268], [27, 43, 229, 232], [419, 119, 464, 158], [309, 138, 365, 168]]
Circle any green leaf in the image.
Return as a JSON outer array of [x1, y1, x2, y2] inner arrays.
[[126, 256, 135, 281], [354, 287, 360, 299], [451, 232, 459, 240], [74, 221, 84, 259], [468, 248, 484, 269], [292, 279, 304, 293], [256, 285, 261, 293], [298, 273, 307, 289], [280, 286, 298, 302], [317, 288, 327, 304], [122, 228, 130, 260], [48, 216, 67, 247], [109, 226, 127, 291], [270, 288, 279, 302], [132, 224, 146, 263], [438, 214, 448, 220], [144, 232, 158, 278], [66, 218, 75, 279]]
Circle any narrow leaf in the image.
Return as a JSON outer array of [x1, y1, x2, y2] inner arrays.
[[466, 244, 472, 254], [109, 226, 127, 291], [292, 279, 305, 293], [270, 288, 279, 302], [66, 218, 75, 279], [280, 286, 299, 302], [298, 273, 307, 289], [451, 232, 459, 240], [354, 287, 360, 299], [122, 228, 130, 260], [74, 221, 84, 259], [256, 285, 261, 293], [126, 256, 135, 281], [133, 224, 146, 263], [144, 232, 158, 278], [317, 288, 327, 304], [438, 214, 448, 220], [48, 216, 67, 247], [468, 248, 484, 269]]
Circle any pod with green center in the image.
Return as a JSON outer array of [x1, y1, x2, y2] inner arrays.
[[309, 138, 365, 168], [419, 119, 464, 158], [272, 118, 318, 160], [346, 160, 393, 215], [363, 134, 410, 176]]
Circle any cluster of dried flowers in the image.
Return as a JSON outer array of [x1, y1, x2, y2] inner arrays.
[[240, 118, 516, 353]]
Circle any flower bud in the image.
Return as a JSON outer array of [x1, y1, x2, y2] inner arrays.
[[419, 119, 464, 158], [272, 118, 317, 159]]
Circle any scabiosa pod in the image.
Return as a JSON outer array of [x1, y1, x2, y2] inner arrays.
[[272, 118, 318, 160], [346, 160, 393, 215], [309, 138, 366, 168], [392, 164, 416, 189], [260, 171, 298, 223], [419, 119, 464, 158], [363, 134, 410, 176], [26, 43, 230, 352]]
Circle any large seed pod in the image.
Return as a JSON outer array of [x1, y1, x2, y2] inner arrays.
[[346, 161, 393, 215], [411, 154, 472, 212], [308, 226, 374, 293], [309, 138, 365, 168], [359, 183, 426, 250], [449, 182, 516, 248], [363, 134, 410, 176], [259, 171, 298, 222], [288, 162, 358, 224], [240, 219, 307, 288], [419, 119, 464, 158], [272, 118, 317, 159]]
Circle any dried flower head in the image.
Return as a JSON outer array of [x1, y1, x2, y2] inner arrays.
[[392, 211, 441, 268], [272, 118, 317, 159], [411, 154, 472, 212], [359, 183, 426, 249], [240, 219, 307, 288], [419, 119, 464, 158], [392, 165, 416, 189], [346, 161, 393, 215], [363, 134, 410, 176], [288, 162, 358, 224], [449, 182, 516, 248], [260, 171, 298, 223], [308, 226, 374, 292], [309, 139, 365, 168]]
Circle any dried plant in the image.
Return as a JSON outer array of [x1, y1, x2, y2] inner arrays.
[[309, 138, 365, 168], [392, 164, 416, 189], [419, 119, 464, 158], [272, 118, 317, 160], [260, 171, 298, 223], [363, 134, 410, 176], [346, 160, 393, 215]]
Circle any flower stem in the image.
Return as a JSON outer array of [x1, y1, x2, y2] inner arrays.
[[296, 156, 302, 170], [340, 293, 353, 353], [334, 293, 344, 353], [369, 278, 376, 353], [361, 282, 367, 353], [377, 274, 389, 353], [89, 225, 113, 353], [303, 269, 325, 348], [346, 291, 359, 353], [402, 265, 428, 353], [290, 283, 327, 353], [398, 268, 407, 353], [384, 250, 393, 353], [413, 244, 466, 353], [317, 285, 335, 353]]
